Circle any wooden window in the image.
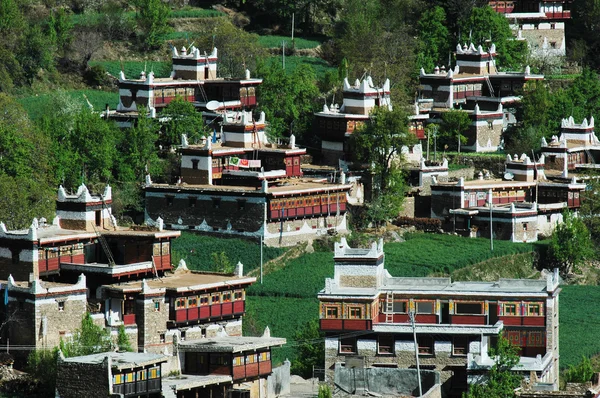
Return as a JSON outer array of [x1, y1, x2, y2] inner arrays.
[[191, 159, 199, 170], [211, 294, 220, 304], [378, 335, 394, 355], [455, 302, 483, 315], [527, 303, 542, 316], [259, 351, 270, 361], [527, 331, 544, 347], [222, 292, 232, 302], [349, 307, 362, 319], [154, 301, 160, 312], [125, 372, 135, 383], [233, 356, 243, 366], [417, 335, 434, 355], [453, 336, 468, 356], [246, 354, 257, 364], [416, 301, 434, 314], [188, 296, 197, 308], [200, 295, 209, 306], [114, 374, 124, 384], [58, 301, 65, 312], [503, 303, 518, 316], [339, 338, 356, 354], [393, 300, 408, 313], [175, 298, 186, 310], [325, 306, 338, 319], [210, 354, 229, 366], [138, 370, 146, 381], [180, 330, 186, 341], [148, 367, 160, 379], [234, 291, 244, 301]]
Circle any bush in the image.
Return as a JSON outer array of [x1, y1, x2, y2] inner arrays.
[[563, 356, 594, 383], [85, 64, 109, 87], [395, 216, 442, 232]]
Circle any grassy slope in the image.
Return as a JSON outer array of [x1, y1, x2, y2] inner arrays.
[[18, 90, 119, 120]]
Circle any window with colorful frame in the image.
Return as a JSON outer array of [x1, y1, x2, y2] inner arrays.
[[452, 335, 469, 356], [137, 370, 147, 381], [234, 290, 244, 301], [325, 306, 339, 319], [148, 366, 160, 379], [113, 374, 124, 384], [211, 294, 220, 304], [233, 356, 244, 366], [502, 302, 519, 316], [392, 300, 408, 313], [222, 292, 232, 302], [188, 296, 198, 308], [125, 372, 135, 383], [200, 295, 209, 306], [527, 303, 543, 316], [246, 354, 257, 364], [259, 351, 270, 362], [348, 306, 362, 319], [175, 298, 186, 310]]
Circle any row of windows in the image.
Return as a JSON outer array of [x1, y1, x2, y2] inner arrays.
[[340, 335, 475, 357], [174, 290, 244, 310], [270, 193, 346, 211], [113, 367, 160, 385], [501, 302, 543, 317]]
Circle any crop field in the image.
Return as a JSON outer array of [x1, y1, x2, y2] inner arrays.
[[89, 60, 172, 79], [171, 232, 285, 273], [267, 55, 335, 78], [245, 296, 319, 364], [384, 234, 537, 277], [258, 35, 323, 49], [559, 285, 600, 368], [70, 8, 223, 26], [18, 90, 119, 120]]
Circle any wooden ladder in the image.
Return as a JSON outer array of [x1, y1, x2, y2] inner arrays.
[[385, 292, 394, 323]]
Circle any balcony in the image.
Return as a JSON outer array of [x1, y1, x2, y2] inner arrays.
[[372, 321, 504, 335]]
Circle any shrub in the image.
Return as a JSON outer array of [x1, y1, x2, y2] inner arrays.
[[394, 216, 442, 232]]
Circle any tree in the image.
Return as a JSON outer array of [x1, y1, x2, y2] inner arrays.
[[136, 0, 171, 50], [256, 61, 320, 142], [459, 6, 527, 70], [548, 211, 593, 277], [354, 106, 416, 192], [464, 334, 521, 398], [416, 6, 450, 72], [118, 107, 161, 182], [211, 252, 233, 273], [117, 325, 133, 352], [60, 312, 112, 357], [441, 109, 470, 154], [580, 175, 600, 247], [291, 320, 324, 378], [563, 356, 595, 383], [161, 97, 208, 147], [25, 348, 60, 396]]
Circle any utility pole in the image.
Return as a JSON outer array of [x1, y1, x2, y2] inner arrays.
[[260, 234, 264, 284], [409, 311, 423, 397], [282, 41, 285, 70], [489, 188, 494, 252], [433, 125, 438, 162]]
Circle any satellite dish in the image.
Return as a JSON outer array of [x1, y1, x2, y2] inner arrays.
[[503, 172, 514, 181], [206, 100, 221, 111]]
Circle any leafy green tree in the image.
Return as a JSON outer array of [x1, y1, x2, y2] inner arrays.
[[464, 334, 521, 398], [318, 384, 332, 398], [211, 252, 233, 273], [548, 211, 593, 277], [416, 6, 450, 72], [256, 61, 320, 142], [117, 325, 133, 352], [441, 109, 470, 154], [47, 8, 74, 55], [353, 106, 416, 192], [459, 6, 527, 70], [563, 356, 595, 383], [136, 0, 171, 49], [334, 0, 422, 103], [161, 97, 207, 147], [580, 175, 600, 247], [291, 320, 324, 378], [119, 107, 161, 182], [194, 20, 266, 78], [60, 312, 112, 357], [25, 348, 60, 396]]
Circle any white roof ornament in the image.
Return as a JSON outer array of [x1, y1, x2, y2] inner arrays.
[[490, 43, 496, 54], [525, 65, 531, 75], [343, 77, 350, 90], [447, 69, 453, 78], [541, 136, 548, 147], [420, 68, 426, 76], [582, 118, 589, 128], [591, 116, 595, 128], [477, 45, 484, 54], [354, 79, 360, 87], [468, 43, 477, 52], [383, 78, 390, 92], [119, 71, 125, 81], [210, 47, 217, 58], [456, 43, 463, 54], [181, 134, 189, 148], [569, 116, 575, 126]]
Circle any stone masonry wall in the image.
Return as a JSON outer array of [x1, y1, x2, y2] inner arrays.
[[56, 360, 108, 398], [136, 295, 169, 353], [35, 294, 87, 349]]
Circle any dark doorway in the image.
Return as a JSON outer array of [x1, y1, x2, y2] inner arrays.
[[441, 302, 450, 324], [95, 210, 101, 227], [489, 303, 498, 325]]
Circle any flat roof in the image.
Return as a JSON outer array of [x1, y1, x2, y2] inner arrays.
[[179, 336, 286, 353], [104, 270, 256, 292], [61, 352, 167, 370], [163, 374, 232, 391]]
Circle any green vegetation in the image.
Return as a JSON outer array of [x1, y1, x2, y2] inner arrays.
[[560, 285, 600, 369], [88, 60, 172, 79], [258, 35, 323, 49], [169, 8, 225, 19], [171, 232, 285, 274], [18, 90, 119, 120], [60, 312, 112, 357], [265, 56, 336, 78], [549, 211, 593, 277]]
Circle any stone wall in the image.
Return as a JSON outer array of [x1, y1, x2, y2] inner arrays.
[[35, 293, 87, 349], [56, 359, 108, 398], [136, 295, 169, 352]]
